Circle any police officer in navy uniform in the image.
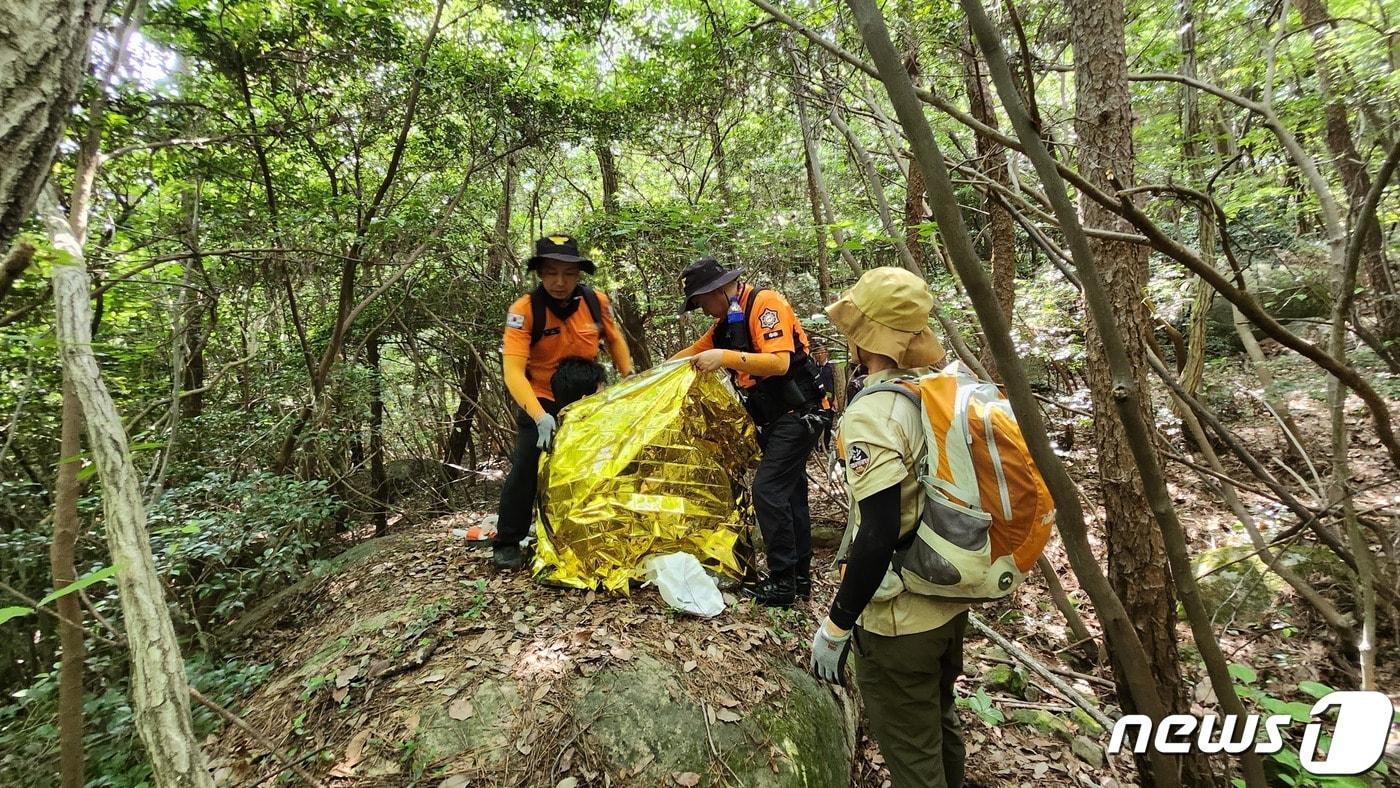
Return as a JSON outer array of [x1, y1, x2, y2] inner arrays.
[[672, 258, 828, 607]]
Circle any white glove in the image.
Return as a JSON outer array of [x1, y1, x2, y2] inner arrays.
[[809, 618, 852, 684], [535, 413, 558, 450]]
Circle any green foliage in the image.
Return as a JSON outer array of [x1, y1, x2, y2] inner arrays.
[[0, 655, 271, 788], [1230, 670, 1391, 787], [147, 471, 341, 622], [957, 687, 1006, 727]]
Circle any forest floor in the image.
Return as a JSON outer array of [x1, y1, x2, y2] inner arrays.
[[210, 350, 1400, 787], [210, 509, 1132, 788]]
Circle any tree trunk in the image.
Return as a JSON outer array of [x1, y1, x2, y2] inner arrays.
[[804, 141, 833, 304], [612, 289, 653, 371], [1175, 0, 1211, 416], [708, 119, 734, 212], [368, 331, 387, 536], [443, 355, 481, 475], [179, 185, 207, 422], [787, 40, 861, 281], [596, 143, 654, 370], [898, 34, 932, 275], [1068, 1, 1203, 783], [181, 306, 207, 420], [53, 378, 85, 788], [486, 155, 515, 283], [0, 0, 103, 252], [597, 144, 619, 216], [1297, 0, 1400, 344], [961, 26, 1016, 380], [903, 154, 929, 273], [42, 188, 214, 788]]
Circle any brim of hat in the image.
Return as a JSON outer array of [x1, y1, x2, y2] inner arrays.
[[528, 253, 596, 274], [678, 268, 744, 313], [826, 296, 946, 368]]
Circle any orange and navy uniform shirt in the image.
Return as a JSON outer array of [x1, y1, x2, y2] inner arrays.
[[683, 283, 813, 389], [502, 289, 627, 402]]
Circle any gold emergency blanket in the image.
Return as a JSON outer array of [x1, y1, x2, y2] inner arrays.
[[532, 361, 760, 593]]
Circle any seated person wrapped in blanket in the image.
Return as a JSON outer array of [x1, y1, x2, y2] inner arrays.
[[532, 361, 761, 593]]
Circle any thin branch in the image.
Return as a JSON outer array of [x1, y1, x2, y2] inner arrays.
[[188, 688, 327, 788], [99, 134, 245, 163], [1340, 137, 1400, 320]]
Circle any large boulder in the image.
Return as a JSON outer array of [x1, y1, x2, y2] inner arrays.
[[210, 529, 855, 787], [411, 652, 850, 786], [1191, 540, 1345, 623], [1205, 259, 1330, 350]]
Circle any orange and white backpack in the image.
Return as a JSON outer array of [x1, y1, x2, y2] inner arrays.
[[849, 362, 1055, 602]]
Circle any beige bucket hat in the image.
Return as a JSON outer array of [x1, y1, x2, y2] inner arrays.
[[826, 267, 946, 368]]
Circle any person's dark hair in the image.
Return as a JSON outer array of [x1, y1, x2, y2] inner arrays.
[[551, 356, 607, 408]]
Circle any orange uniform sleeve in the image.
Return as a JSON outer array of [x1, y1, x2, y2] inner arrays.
[[502, 295, 533, 360], [748, 291, 799, 355], [503, 355, 545, 420], [596, 291, 634, 375], [719, 349, 789, 376], [501, 296, 544, 419]]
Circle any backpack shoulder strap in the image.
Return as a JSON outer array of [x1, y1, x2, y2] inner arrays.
[[579, 284, 603, 333], [849, 379, 920, 409], [743, 286, 764, 316], [529, 290, 546, 347]]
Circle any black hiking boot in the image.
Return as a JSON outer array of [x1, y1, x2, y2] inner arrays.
[[492, 543, 526, 570], [795, 556, 812, 600], [745, 570, 796, 608]]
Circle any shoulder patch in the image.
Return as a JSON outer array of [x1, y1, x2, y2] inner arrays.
[[847, 444, 871, 475], [758, 307, 780, 329], [506, 312, 526, 329]]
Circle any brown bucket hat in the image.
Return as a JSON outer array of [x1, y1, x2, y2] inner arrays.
[[826, 267, 946, 368]]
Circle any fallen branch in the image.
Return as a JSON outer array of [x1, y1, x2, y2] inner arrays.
[[981, 654, 1116, 690], [967, 613, 1114, 731], [189, 688, 327, 788]]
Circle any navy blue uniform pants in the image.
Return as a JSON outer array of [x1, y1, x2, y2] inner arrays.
[[494, 400, 557, 548], [753, 411, 820, 577]]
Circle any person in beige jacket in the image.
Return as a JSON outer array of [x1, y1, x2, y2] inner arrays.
[[809, 267, 971, 788]]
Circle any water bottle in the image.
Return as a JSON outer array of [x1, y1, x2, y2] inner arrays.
[[725, 295, 746, 348], [725, 296, 744, 326]]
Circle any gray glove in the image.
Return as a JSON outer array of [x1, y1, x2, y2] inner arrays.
[[535, 413, 558, 450], [809, 619, 852, 684]]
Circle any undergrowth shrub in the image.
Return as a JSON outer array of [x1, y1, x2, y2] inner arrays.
[[147, 470, 341, 625], [0, 654, 271, 787]]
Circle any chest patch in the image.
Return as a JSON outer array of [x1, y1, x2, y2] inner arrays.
[[763, 329, 784, 340], [847, 444, 871, 475], [758, 307, 780, 329], [541, 327, 561, 337]]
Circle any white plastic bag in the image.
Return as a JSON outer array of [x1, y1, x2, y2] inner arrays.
[[642, 553, 725, 617]]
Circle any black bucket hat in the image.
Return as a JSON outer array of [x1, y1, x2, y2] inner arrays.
[[527, 234, 595, 274], [679, 257, 744, 313]]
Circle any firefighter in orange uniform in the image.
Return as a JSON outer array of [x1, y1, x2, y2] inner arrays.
[[494, 234, 633, 570], [672, 258, 828, 606]]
